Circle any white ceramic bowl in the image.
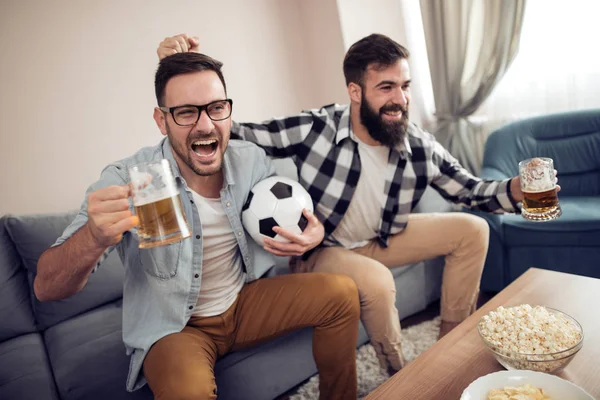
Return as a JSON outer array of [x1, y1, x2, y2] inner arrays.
[[460, 370, 594, 400]]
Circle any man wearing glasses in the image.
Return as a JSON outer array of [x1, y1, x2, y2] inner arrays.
[[157, 33, 533, 375], [34, 53, 360, 399]]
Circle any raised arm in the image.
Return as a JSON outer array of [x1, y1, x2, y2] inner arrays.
[[156, 34, 316, 158], [231, 115, 315, 158], [34, 184, 137, 301]]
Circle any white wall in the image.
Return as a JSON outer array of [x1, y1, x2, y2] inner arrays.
[[0, 0, 346, 215]]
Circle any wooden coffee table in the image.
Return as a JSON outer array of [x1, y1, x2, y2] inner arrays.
[[366, 268, 600, 399]]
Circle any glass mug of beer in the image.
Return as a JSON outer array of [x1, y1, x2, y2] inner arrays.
[[128, 160, 191, 248], [518, 157, 562, 221]]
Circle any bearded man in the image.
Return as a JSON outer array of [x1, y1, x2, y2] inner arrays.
[[158, 33, 527, 374]]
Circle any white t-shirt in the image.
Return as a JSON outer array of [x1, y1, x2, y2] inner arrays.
[[330, 131, 389, 249], [191, 190, 246, 317]]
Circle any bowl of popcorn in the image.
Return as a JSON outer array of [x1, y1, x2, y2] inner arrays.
[[477, 304, 583, 373]]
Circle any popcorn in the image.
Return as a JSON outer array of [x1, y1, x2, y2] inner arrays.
[[478, 305, 583, 372]]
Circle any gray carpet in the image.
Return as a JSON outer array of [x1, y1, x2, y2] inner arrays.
[[289, 317, 441, 399]]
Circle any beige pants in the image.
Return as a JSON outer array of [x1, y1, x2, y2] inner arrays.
[[294, 212, 489, 371], [143, 273, 360, 400]]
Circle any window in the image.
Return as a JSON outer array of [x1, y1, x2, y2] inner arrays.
[[478, 0, 600, 128]]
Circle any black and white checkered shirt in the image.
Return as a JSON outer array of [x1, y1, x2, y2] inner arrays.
[[232, 104, 518, 248]]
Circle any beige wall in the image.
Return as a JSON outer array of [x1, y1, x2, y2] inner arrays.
[[297, 0, 348, 106], [0, 0, 348, 215], [337, 0, 409, 49]]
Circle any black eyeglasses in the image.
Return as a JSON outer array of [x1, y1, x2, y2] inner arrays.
[[159, 99, 233, 126]]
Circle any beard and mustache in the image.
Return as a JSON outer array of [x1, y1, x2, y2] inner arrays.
[[165, 124, 224, 177], [359, 93, 409, 148]]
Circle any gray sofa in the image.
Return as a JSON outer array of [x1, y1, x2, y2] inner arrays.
[[0, 159, 451, 400]]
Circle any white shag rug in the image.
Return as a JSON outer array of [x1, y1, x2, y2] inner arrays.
[[289, 317, 440, 400]]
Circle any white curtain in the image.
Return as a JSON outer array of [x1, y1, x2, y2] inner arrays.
[[477, 0, 600, 130], [420, 0, 526, 175]]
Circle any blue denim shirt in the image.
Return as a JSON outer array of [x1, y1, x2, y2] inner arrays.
[[54, 138, 277, 391]]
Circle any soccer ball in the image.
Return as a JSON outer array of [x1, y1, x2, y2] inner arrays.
[[242, 176, 314, 247]]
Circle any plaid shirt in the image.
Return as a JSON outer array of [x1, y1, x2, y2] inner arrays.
[[232, 104, 519, 248]]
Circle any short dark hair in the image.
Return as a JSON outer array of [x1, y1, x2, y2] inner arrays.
[[154, 52, 227, 106], [343, 34, 410, 86]]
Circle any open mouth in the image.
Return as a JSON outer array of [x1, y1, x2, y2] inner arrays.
[[191, 139, 218, 159], [382, 110, 403, 118]]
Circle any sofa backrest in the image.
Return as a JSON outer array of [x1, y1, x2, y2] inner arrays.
[[0, 218, 36, 342], [0, 158, 302, 336], [482, 109, 600, 197], [3, 212, 125, 331]]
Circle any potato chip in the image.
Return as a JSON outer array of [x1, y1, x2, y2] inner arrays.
[[487, 383, 552, 400]]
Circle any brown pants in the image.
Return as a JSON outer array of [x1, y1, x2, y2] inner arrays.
[[143, 273, 360, 400], [295, 212, 489, 371]]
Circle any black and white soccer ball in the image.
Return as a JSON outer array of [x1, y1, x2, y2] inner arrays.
[[242, 176, 314, 247]]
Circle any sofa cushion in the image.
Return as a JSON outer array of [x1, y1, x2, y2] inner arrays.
[[503, 197, 600, 247], [0, 218, 36, 342], [4, 212, 125, 330], [44, 299, 152, 400], [0, 333, 58, 400]]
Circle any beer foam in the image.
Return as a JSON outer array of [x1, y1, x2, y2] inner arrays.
[[520, 158, 554, 193], [130, 168, 178, 206], [522, 179, 554, 193], [133, 191, 178, 206], [522, 186, 556, 194]]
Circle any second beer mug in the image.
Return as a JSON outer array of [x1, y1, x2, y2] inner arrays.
[[518, 157, 562, 222], [128, 160, 191, 248]]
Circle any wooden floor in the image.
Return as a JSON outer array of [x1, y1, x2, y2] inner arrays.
[[276, 291, 496, 399]]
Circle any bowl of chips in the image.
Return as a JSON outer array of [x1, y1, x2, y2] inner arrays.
[[460, 370, 594, 400]]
